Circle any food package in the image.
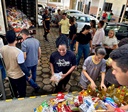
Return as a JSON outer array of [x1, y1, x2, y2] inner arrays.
[[50, 72, 63, 85]]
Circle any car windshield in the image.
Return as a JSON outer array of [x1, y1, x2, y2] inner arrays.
[[105, 24, 128, 36], [74, 16, 90, 23]]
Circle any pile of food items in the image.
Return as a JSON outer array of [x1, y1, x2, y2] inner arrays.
[[7, 7, 33, 32], [34, 84, 128, 112]]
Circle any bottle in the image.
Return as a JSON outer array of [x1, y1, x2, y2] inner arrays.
[[78, 95, 83, 104], [87, 85, 93, 96], [87, 84, 98, 96], [106, 86, 112, 97], [124, 92, 128, 104]]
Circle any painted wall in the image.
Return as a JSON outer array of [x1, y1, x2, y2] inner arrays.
[[38, 0, 70, 9], [89, 0, 99, 15], [106, 0, 127, 16]]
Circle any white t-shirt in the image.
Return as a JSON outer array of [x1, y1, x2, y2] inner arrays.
[[103, 36, 118, 48], [0, 38, 4, 48], [92, 28, 105, 45]]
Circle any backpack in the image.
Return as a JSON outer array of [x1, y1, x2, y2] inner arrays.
[[55, 34, 68, 48]]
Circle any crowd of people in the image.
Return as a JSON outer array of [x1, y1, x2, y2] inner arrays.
[[0, 8, 128, 111]]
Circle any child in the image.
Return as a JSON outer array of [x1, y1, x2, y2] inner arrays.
[[80, 47, 107, 90]]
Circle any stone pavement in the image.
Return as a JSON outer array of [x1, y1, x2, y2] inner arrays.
[[3, 27, 84, 99]]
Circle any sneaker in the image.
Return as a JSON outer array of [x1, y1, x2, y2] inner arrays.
[[34, 86, 40, 93], [0, 93, 2, 98]]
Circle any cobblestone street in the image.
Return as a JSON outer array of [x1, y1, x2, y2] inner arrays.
[[3, 27, 84, 99]]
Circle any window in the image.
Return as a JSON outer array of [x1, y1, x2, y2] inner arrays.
[[104, 2, 112, 11], [77, 16, 86, 22], [85, 17, 90, 22], [49, 0, 61, 2]]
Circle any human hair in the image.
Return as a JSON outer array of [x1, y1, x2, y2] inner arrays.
[[90, 20, 96, 28], [110, 44, 128, 73], [80, 25, 91, 33], [69, 17, 75, 23], [21, 29, 30, 35], [108, 29, 115, 37], [57, 9, 61, 12], [6, 30, 16, 44], [58, 41, 67, 48], [95, 46, 106, 56], [99, 20, 104, 27], [63, 13, 67, 16], [118, 38, 128, 47]]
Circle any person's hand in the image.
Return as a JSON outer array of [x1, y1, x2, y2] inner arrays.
[[90, 81, 97, 90], [61, 74, 66, 80], [28, 75, 32, 81], [38, 60, 40, 65], [74, 50, 78, 55], [105, 46, 110, 49], [105, 103, 115, 111], [100, 83, 107, 91]]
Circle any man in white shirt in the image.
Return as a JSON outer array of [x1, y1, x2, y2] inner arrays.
[[92, 20, 105, 48]]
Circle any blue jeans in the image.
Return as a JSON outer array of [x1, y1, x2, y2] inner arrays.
[[69, 39, 76, 51], [27, 65, 37, 82], [26, 65, 39, 88], [76, 44, 90, 65], [0, 59, 6, 80]]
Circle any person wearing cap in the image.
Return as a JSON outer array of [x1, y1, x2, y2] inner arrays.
[[0, 30, 31, 97], [50, 41, 76, 93]]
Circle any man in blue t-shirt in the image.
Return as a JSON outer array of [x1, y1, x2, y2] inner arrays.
[[21, 29, 41, 92]]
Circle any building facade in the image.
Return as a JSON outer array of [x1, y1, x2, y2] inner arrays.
[[88, 0, 127, 22]]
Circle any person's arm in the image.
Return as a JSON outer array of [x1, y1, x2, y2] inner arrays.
[[61, 53, 76, 79], [61, 66, 76, 79], [17, 51, 31, 80], [38, 47, 41, 59], [100, 60, 107, 90], [111, 44, 118, 50], [89, 40, 92, 52], [21, 42, 27, 60], [120, 105, 128, 110], [75, 41, 79, 54], [106, 104, 128, 111], [58, 19, 62, 25], [50, 63, 54, 75], [71, 34, 76, 42], [23, 52, 26, 60], [18, 63, 31, 80], [100, 72, 106, 90], [82, 70, 97, 90]]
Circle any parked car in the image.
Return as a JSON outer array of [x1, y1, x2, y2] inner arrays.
[[68, 13, 99, 33], [38, 14, 43, 26], [62, 9, 83, 14], [104, 22, 128, 40]]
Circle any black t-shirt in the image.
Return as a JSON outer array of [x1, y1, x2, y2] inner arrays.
[[42, 14, 51, 25], [69, 24, 77, 40], [50, 50, 76, 74], [75, 32, 92, 45]]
